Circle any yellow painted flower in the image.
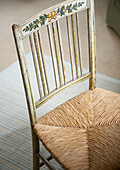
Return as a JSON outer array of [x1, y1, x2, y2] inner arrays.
[[48, 11, 56, 22]]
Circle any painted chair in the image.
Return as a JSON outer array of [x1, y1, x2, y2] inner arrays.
[[12, 0, 120, 169]]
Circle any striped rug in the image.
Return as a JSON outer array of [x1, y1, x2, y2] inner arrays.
[[0, 54, 120, 170]]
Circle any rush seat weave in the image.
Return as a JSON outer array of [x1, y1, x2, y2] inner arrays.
[[34, 88, 120, 169]]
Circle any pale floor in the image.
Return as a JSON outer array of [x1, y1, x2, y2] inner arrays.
[[0, 0, 120, 80]]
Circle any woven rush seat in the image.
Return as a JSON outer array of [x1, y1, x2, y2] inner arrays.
[[34, 88, 120, 169]]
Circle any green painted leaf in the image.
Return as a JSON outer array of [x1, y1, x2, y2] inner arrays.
[[41, 20, 45, 26], [73, 6, 77, 10], [33, 21, 36, 24], [61, 5, 65, 12], [78, 2, 82, 7], [36, 19, 39, 23], [68, 9, 72, 13], [66, 5, 69, 10], [74, 2, 77, 7], [44, 14, 48, 18], [73, 2, 78, 10], [40, 16, 44, 21], [78, 2, 84, 7], [34, 24, 38, 29], [23, 28, 26, 31], [57, 7, 60, 13], [29, 23, 33, 31], [61, 11, 65, 16], [69, 4, 72, 9], [26, 26, 29, 31], [66, 4, 72, 10], [29, 23, 33, 28]]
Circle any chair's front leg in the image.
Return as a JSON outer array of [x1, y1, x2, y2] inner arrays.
[[32, 128, 40, 170]]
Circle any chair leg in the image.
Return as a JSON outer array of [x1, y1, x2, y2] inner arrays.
[[32, 129, 40, 170]]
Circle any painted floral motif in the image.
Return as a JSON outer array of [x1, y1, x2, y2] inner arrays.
[[23, 2, 84, 32]]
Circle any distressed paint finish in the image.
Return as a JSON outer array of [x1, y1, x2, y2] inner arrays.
[[20, 0, 87, 37], [12, 25, 36, 125], [87, 0, 96, 89]]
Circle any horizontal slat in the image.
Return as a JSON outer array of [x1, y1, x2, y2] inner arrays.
[[35, 72, 91, 108], [20, 0, 88, 38], [36, 153, 55, 170], [39, 155, 53, 168]]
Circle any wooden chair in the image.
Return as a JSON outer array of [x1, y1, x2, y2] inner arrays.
[[12, 0, 120, 169]]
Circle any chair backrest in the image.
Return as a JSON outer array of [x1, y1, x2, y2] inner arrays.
[[12, 0, 96, 126]]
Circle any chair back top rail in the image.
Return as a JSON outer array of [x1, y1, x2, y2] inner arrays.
[[20, 0, 88, 38]]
